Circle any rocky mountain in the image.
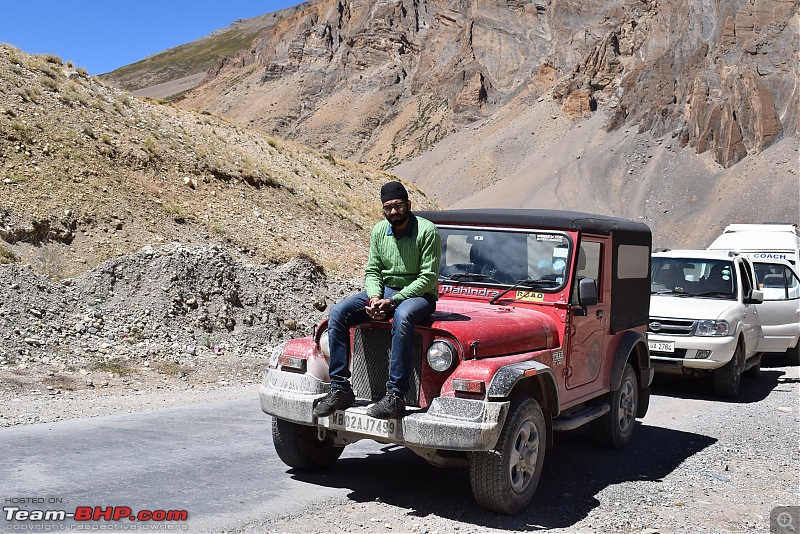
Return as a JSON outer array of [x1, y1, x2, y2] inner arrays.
[[98, 4, 312, 98], [130, 0, 797, 247], [170, 0, 798, 167]]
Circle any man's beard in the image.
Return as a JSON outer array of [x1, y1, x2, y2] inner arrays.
[[385, 210, 410, 228]]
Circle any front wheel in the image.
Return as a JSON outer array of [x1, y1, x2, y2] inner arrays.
[[469, 397, 546, 514], [713, 344, 743, 399], [272, 418, 344, 470], [592, 363, 638, 449]]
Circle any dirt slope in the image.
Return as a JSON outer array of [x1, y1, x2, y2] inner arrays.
[[0, 45, 438, 281]]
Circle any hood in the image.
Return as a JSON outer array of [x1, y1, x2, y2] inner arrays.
[[650, 294, 737, 320], [423, 300, 558, 358]]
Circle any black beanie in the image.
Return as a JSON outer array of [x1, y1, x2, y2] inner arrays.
[[380, 181, 409, 203]]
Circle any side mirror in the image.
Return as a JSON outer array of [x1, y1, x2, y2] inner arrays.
[[578, 277, 599, 307], [746, 289, 764, 304]]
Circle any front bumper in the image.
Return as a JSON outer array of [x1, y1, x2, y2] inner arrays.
[[260, 367, 509, 451], [648, 334, 737, 370]]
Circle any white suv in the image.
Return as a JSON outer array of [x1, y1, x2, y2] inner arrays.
[[648, 250, 764, 398]]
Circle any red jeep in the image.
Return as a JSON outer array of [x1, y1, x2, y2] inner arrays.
[[261, 209, 653, 513]]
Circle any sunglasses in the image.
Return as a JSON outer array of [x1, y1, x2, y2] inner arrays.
[[382, 201, 408, 213]]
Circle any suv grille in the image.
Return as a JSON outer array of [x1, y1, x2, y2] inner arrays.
[[650, 349, 688, 359], [351, 326, 422, 406], [648, 317, 696, 336]]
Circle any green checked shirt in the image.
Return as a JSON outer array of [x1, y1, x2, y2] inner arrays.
[[364, 214, 441, 305]]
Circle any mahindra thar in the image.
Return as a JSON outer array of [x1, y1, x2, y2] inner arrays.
[[261, 209, 653, 513]]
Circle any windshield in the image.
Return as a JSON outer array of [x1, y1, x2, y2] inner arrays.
[[438, 228, 571, 289], [651, 257, 736, 299]]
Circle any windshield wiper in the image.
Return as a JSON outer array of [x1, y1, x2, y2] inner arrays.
[[488, 278, 559, 305], [652, 288, 696, 295], [679, 291, 732, 298], [440, 273, 487, 282]]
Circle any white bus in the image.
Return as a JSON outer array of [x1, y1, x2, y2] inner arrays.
[[708, 223, 799, 266]]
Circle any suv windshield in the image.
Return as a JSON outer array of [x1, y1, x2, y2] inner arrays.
[[651, 257, 736, 299], [438, 227, 571, 289]]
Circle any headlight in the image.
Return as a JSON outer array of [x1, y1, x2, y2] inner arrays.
[[427, 340, 457, 372], [319, 329, 330, 358], [696, 320, 730, 336]]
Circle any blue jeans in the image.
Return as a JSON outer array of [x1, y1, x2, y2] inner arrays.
[[326, 288, 436, 397]]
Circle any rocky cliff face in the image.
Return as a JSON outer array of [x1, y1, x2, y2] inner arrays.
[[179, 0, 798, 172], [558, 0, 797, 169]]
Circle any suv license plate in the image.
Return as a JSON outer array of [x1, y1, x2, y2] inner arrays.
[[327, 411, 399, 438], [649, 341, 675, 353]]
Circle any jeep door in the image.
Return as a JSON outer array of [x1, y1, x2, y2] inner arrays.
[[566, 237, 609, 389], [753, 261, 800, 352], [736, 258, 761, 357]]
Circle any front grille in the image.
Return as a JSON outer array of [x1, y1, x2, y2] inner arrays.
[[351, 326, 422, 406], [651, 358, 683, 367], [650, 349, 688, 359], [648, 317, 696, 336]]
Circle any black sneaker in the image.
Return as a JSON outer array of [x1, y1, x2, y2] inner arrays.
[[313, 388, 355, 418], [366, 391, 406, 419]]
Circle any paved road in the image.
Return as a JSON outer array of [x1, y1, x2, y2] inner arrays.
[[0, 396, 394, 531], [1, 354, 797, 532]]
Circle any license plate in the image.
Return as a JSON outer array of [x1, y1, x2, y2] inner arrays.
[[326, 410, 399, 438], [649, 341, 675, 353]]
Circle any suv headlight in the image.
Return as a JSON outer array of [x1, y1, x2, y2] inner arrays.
[[427, 340, 457, 372], [696, 319, 730, 336], [318, 329, 330, 358]]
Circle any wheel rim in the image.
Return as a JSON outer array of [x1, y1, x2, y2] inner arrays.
[[617, 378, 636, 434], [509, 420, 540, 493]]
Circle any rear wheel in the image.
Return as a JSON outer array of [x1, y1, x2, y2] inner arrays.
[[592, 363, 638, 448], [713, 343, 743, 399], [272, 417, 343, 470], [469, 396, 546, 514]]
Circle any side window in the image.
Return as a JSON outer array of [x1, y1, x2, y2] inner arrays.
[[756, 263, 800, 301], [787, 267, 800, 299], [618, 245, 650, 279], [572, 241, 601, 303]]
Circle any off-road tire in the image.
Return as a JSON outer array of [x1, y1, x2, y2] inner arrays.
[[591, 363, 638, 449], [713, 343, 743, 399], [469, 396, 546, 514], [272, 417, 343, 470], [787, 343, 800, 366]]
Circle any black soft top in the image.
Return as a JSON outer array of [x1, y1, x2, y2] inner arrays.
[[416, 208, 650, 238]]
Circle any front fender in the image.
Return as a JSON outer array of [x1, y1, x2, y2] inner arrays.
[[486, 360, 561, 417]]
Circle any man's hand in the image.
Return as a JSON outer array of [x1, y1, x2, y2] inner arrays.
[[366, 297, 393, 320]]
